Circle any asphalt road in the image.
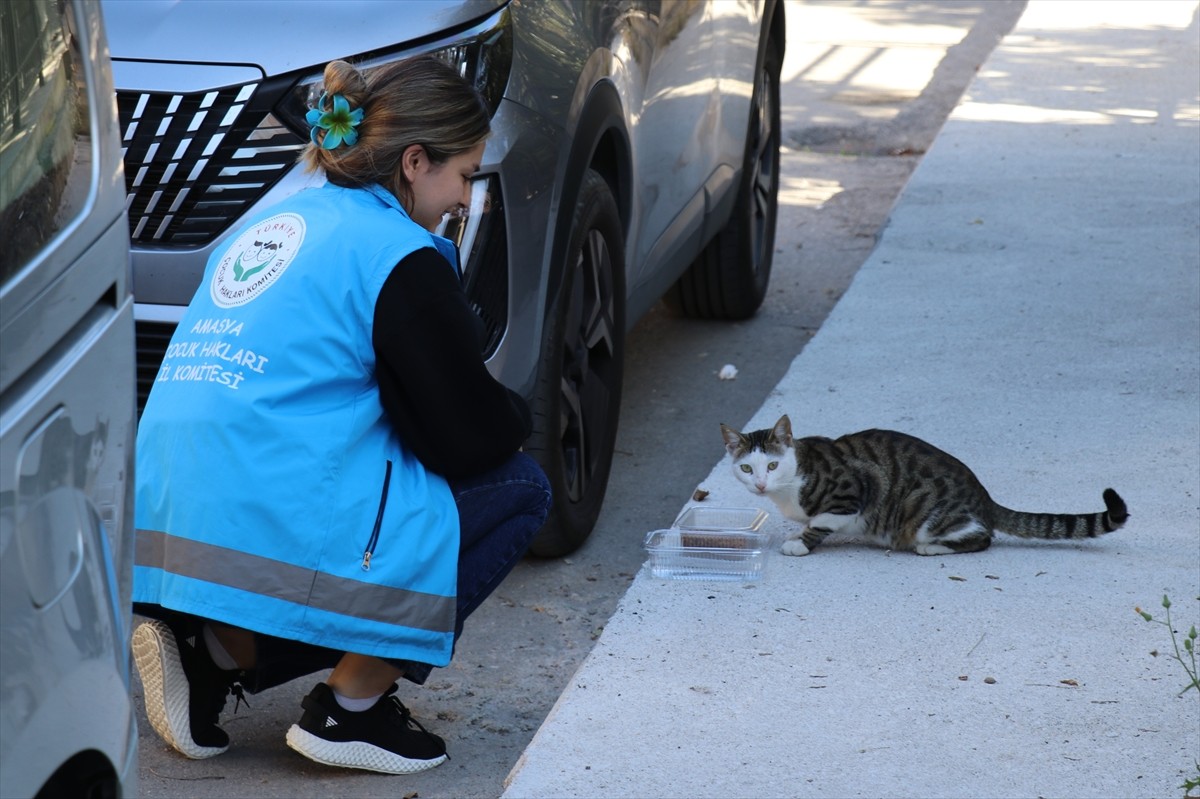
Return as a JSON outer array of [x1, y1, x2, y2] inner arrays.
[[130, 3, 1026, 797]]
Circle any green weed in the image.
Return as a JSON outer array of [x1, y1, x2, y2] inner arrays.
[[1136, 594, 1199, 797]]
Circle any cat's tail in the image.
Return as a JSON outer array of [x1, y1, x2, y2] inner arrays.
[[993, 488, 1128, 540]]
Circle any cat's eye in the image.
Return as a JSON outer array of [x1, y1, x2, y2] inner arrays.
[[767, 461, 778, 471], [740, 464, 753, 474]]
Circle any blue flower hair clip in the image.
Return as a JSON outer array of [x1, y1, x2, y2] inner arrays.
[[305, 92, 364, 150]]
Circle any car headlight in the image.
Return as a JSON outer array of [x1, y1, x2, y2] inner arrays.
[[275, 5, 512, 136]]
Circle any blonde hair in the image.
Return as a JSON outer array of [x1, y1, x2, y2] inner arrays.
[[302, 56, 490, 209]]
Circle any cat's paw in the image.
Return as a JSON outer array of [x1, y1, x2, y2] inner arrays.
[[780, 539, 811, 557]]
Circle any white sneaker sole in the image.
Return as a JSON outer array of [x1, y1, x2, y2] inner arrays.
[[132, 620, 227, 759], [285, 724, 447, 774]]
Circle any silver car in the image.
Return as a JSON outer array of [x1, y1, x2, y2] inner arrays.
[[102, 0, 784, 555], [0, 0, 138, 795]]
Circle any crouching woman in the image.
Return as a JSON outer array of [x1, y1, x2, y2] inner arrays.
[[132, 55, 551, 775]]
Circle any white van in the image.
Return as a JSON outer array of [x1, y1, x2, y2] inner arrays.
[[0, 0, 138, 795]]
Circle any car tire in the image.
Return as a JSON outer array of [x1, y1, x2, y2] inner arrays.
[[663, 36, 781, 320], [526, 168, 626, 557]]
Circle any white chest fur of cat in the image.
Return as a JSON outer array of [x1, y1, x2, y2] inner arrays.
[[720, 415, 1128, 557]]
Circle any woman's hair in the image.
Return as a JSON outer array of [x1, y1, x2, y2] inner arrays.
[[302, 56, 490, 208]]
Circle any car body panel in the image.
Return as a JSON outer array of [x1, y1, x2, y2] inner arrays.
[[101, 0, 506, 76], [0, 0, 138, 795]]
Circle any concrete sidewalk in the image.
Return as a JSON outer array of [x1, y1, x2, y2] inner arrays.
[[502, 3, 1200, 798]]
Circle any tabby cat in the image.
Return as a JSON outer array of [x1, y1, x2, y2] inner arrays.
[[720, 415, 1127, 556]]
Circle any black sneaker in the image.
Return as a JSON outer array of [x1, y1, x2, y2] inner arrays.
[[132, 619, 246, 759], [286, 682, 447, 774]]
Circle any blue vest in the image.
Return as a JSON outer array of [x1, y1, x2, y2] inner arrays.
[[134, 183, 460, 665]]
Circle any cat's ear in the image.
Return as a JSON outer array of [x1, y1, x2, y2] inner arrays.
[[720, 423, 742, 454], [773, 415, 793, 445]]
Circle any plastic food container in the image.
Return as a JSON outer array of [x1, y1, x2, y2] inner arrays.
[[672, 506, 768, 533], [644, 526, 771, 582]]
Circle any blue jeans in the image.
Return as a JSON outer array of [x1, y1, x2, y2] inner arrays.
[[391, 451, 552, 684], [140, 451, 551, 691]]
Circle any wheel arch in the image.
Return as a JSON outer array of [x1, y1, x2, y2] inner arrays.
[[543, 80, 632, 321]]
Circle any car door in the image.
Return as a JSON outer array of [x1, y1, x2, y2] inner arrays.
[[627, 0, 714, 288]]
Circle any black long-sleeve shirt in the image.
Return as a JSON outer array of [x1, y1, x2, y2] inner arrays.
[[372, 247, 532, 479]]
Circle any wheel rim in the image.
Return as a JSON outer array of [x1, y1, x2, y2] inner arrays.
[[558, 228, 619, 504], [748, 62, 779, 272]]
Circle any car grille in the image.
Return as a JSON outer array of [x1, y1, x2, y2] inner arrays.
[[116, 77, 305, 246], [135, 321, 175, 417]]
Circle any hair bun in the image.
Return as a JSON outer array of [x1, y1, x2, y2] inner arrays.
[[320, 60, 367, 108]]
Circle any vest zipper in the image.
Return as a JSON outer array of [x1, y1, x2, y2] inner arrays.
[[362, 459, 393, 571]]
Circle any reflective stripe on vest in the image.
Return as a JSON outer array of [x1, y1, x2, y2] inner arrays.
[[136, 528, 456, 634]]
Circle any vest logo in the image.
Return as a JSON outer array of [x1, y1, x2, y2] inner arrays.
[[210, 213, 306, 308]]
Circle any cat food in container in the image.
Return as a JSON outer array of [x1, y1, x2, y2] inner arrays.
[[672, 506, 767, 533], [645, 505, 771, 581]]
